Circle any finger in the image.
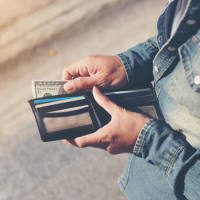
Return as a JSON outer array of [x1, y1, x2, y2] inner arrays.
[[62, 69, 73, 80], [88, 142, 110, 150], [62, 140, 69, 144], [92, 86, 119, 114], [62, 139, 78, 147], [64, 77, 96, 93], [74, 125, 110, 148], [62, 62, 90, 80], [62, 65, 80, 80]]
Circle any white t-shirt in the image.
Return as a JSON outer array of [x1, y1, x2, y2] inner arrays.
[[171, 0, 189, 36]]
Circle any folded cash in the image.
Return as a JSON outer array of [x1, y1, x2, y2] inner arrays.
[[32, 80, 67, 98]]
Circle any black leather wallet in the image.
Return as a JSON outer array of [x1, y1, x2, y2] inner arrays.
[[29, 86, 163, 142]]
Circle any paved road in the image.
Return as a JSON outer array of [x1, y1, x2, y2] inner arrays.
[[0, 0, 120, 65], [0, 1, 164, 199]]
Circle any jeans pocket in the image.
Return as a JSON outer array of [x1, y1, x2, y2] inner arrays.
[[118, 154, 135, 192], [179, 29, 200, 93]]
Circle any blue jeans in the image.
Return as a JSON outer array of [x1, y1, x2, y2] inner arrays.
[[118, 154, 178, 200]]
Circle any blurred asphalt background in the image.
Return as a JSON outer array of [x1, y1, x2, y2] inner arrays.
[[0, 0, 165, 199]]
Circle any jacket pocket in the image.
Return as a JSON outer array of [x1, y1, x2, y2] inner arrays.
[[179, 30, 200, 93]]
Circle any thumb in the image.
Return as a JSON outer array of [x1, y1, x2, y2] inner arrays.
[[64, 77, 96, 93], [92, 86, 119, 114], [74, 125, 110, 148]]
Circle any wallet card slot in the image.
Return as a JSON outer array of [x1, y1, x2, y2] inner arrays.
[[106, 93, 154, 100], [108, 95, 155, 107], [37, 99, 88, 112], [42, 106, 90, 117], [115, 95, 154, 102], [122, 97, 155, 105], [34, 96, 85, 107], [42, 112, 93, 133], [47, 105, 89, 113], [104, 88, 152, 96]]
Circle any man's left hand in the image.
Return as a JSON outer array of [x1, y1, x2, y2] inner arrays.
[[63, 87, 150, 154]]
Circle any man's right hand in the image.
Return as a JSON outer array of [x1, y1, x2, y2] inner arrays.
[[62, 55, 127, 93]]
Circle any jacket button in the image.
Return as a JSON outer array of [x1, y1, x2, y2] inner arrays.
[[194, 75, 200, 85], [186, 19, 196, 25], [157, 36, 162, 44], [154, 66, 159, 73], [167, 46, 176, 51]]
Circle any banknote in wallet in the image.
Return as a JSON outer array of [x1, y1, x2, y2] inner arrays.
[[29, 86, 163, 142]]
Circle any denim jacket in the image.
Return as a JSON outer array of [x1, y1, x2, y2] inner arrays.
[[117, 0, 200, 199]]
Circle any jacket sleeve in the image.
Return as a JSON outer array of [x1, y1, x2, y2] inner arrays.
[[117, 36, 159, 87], [133, 119, 200, 200]]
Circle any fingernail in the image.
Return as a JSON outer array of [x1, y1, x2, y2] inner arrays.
[[62, 140, 68, 144], [93, 86, 98, 93], [93, 86, 101, 95], [64, 82, 73, 93]]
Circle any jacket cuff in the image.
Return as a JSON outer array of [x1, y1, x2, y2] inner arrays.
[[133, 119, 186, 174], [132, 119, 200, 199], [116, 54, 132, 84], [133, 119, 156, 156]]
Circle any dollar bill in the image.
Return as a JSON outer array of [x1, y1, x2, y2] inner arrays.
[[32, 80, 67, 98]]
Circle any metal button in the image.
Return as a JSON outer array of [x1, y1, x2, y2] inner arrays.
[[186, 19, 196, 25], [194, 75, 200, 85], [157, 36, 162, 44], [154, 66, 159, 73], [167, 46, 176, 51], [192, 36, 198, 43]]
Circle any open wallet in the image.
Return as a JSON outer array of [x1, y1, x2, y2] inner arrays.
[[29, 85, 163, 142]]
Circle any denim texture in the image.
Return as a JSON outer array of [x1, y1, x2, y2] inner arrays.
[[117, 0, 200, 199]]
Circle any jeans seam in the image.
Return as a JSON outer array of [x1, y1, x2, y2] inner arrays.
[[118, 154, 135, 191], [164, 144, 184, 176]]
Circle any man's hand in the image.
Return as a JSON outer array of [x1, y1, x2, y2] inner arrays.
[[64, 87, 150, 154], [62, 55, 127, 93]]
